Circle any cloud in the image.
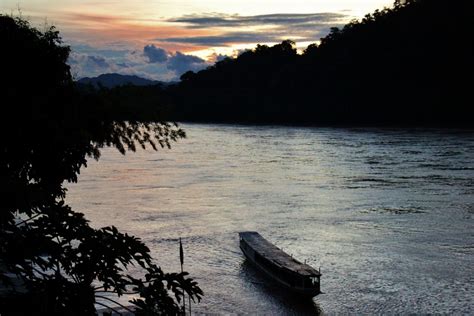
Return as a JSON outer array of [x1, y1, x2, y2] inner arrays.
[[59, 11, 214, 52], [87, 55, 110, 68], [72, 44, 130, 58], [215, 54, 228, 62], [161, 12, 348, 47], [68, 53, 114, 78], [68, 43, 209, 81], [64, 11, 350, 80], [207, 53, 229, 63], [142, 44, 209, 76], [143, 44, 169, 63], [160, 29, 333, 47], [167, 52, 207, 75], [169, 12, 347, 29], [116, 62, 130, 68]]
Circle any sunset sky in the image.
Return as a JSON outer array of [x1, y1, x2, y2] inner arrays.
[[1, 0, 394, 80]]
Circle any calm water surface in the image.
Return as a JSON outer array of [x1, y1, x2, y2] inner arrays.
[[67, 124, 474, 314]]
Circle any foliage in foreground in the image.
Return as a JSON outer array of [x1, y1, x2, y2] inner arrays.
[[0, 15, 201, 315]]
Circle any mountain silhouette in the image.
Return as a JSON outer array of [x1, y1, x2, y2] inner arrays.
[[77, 73, 163, 88]]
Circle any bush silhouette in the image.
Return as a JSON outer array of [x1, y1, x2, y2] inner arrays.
[[0, 15, 201, 315]]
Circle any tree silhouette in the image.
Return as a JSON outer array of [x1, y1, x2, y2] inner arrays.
[[0, 15, 201, 315], [167, 0, 472, 126]]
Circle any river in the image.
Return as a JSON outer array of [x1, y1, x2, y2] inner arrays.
[[66, 124, 474, 314]]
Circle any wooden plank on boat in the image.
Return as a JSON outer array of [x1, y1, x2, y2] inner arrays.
[[239, 231, 320, 276]]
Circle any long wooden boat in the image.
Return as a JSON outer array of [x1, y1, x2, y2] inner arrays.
[[239, 231, 321, 297]]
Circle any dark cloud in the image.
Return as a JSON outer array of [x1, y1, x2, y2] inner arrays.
[[162, 12, 347, 47], [143, 44, 169, 63], [167, 52, 207, 75], [87, 55, 109, 68], [142, 44, 208, 75], [169, 13, 347, 28], [161, 30, 329, 47]]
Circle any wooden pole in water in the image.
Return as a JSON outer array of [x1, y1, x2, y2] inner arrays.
[[180, 237, 185, 314], [189, 293, 192, 315]]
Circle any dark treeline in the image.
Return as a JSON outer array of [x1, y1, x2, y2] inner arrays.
[[167, 0, 473, 126], [77, 83, 175, 123]]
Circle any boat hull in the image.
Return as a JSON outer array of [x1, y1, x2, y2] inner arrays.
[[240, 241, 320, 298]]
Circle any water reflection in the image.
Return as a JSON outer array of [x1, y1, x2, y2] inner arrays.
[[239, 260, 322, 315], [67, 124, 474, 314]]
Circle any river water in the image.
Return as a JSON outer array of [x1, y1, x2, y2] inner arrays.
[[66, 124, 474, 314]]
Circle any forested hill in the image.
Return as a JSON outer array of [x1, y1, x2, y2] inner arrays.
[[77, 73, 162, 88], [169, 0, 473, 126]]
